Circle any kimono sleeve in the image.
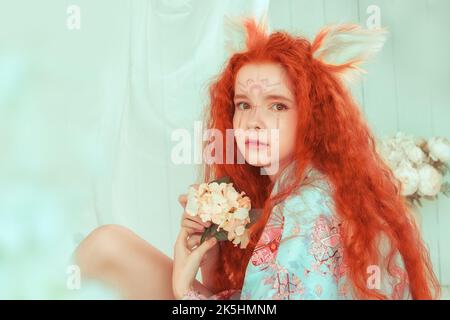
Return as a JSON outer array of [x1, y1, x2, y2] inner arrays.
[[182, 288, 241, 300], [273, 184, 350, 299]]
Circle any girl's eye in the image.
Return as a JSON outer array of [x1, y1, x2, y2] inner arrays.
[[236, 102, 250, 110], [270, 103, 289, 111]]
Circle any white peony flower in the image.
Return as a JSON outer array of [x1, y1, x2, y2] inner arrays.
[[404, 143, 425, 165], [428, 137, 450, 163], [378, 138, 406, 169], [395, 132, 414, 145], [386, 150, 405, 169], [418, 164, 443, 196], [393, 160, 420, 196], [380, 133, 449, 206]]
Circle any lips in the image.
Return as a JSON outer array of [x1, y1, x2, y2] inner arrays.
[[245, 138, 269, 148]]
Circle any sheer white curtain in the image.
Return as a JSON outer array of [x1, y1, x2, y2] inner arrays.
[[2, 0, 449, 298], [78, 0, 270, 257]]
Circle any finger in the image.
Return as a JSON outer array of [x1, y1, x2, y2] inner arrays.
[[175, 227, 189, 250], [183, 226, 204, 236], [183, 212, 211, 228], [192, 216, 212, 228], [178, 194, 187, 207], [182, 219, 207, 232], [187, 234, 201, 249], [190, 237, 217, 263]]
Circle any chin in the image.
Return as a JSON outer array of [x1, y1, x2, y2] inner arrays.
[[244, 155, 272, 167], [237, 147, 272, 167], [246, 160, 270, 167]]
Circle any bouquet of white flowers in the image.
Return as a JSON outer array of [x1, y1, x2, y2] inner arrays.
[[377, 132, 450, 207], [185, 177, 256, 249]]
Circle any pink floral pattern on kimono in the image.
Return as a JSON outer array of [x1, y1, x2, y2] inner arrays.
[[183, 165, 411, 300]]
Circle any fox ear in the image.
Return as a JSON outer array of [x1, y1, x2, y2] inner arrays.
[[311, 24, 388, 83], [223, 15, 248, 54], [223, 11, 270, 54]]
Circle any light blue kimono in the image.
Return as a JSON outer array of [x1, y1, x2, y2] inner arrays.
[[186, 164, 410, 300], [239, 164, 350, 299]]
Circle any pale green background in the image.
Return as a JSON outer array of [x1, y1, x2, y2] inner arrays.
[[0, 0, 448, 298]]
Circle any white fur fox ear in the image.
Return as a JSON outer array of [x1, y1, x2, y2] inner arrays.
[[223, 11, 270, 55], [311, 24, 388, 83], [223, 15, 248, 54]]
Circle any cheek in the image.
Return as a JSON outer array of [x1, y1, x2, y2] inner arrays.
[[232, 113, 245, 151], [232, 111, 241, 129], [278, 116, 298, 155]]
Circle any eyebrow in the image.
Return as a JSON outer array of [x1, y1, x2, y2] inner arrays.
[[233, 94, 294, 104]]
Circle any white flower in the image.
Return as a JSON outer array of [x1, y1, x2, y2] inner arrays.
[[395, 132, 414, 145], [224, 184, 240, 207], [222, 219, 239, 233], [404, 143, 425, 165], [232, 229, 250, 248], [197, 183, 209, 196], [211, 212, 226, 226], [208, 182, 226, 194], [386, 150, 405, 169], [378, 139, 405, 169], [227, 227, 236, 241], [428, 137, 450, 163], [234, 225, 245, 236], [238, 193, 251, 209], [234, 207, 249, 220], [185, 186, 199, 216], [184, 179, 252, 249], [393, 160, 420, 196], [211, 192, 227, 207], [417, 164, 442, 196]]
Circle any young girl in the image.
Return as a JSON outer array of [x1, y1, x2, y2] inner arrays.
[[75, 17, 440, 300]]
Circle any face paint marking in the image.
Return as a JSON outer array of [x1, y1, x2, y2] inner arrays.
[[237, 78, 282, 98]]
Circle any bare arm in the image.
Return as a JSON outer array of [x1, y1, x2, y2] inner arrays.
[[200, 243, 220, 293], [177, 191, 221, 298]]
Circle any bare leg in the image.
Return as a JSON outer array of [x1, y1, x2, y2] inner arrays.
[[75, 224, 204, 299]]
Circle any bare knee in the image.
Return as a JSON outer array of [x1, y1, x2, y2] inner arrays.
[[75, 224, 134, 277], [74, 224, 175, 299]]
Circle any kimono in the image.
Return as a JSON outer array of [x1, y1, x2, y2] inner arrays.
[[182, 164, 410, 300]]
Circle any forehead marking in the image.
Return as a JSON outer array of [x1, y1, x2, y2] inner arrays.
[[237, 77, 281, 96]]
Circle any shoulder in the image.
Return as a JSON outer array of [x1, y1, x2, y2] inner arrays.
[[272, 168, 347, 299], [277, 166, 337, 223]]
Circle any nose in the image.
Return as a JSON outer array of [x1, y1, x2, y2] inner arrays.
[[246, 106, 264, 130]]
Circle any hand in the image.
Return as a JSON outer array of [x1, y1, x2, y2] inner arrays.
[[172, 227, 217, 299], [178, 190, 219, 266], [172, 186, 219, 299]]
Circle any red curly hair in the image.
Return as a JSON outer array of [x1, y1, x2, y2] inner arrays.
[[201, 18, 440, 299]]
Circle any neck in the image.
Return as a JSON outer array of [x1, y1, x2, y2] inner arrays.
[[264, 159, 293, 183]]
